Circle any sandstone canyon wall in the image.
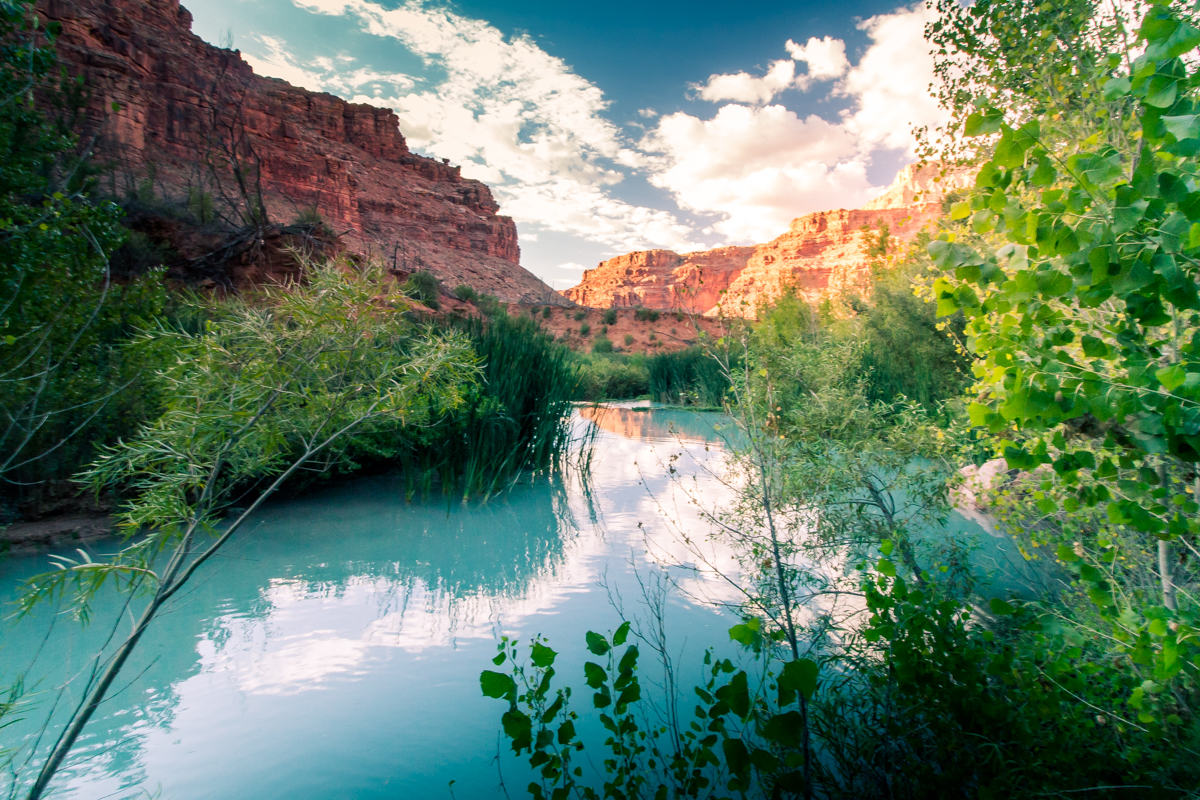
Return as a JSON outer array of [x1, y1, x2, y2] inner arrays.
[[37, 0, 564, 303], [563, 163, 974, 315]]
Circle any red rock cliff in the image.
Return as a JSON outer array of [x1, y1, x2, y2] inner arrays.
[[563, 163, 974, 315], [38, 0, 563, 303]]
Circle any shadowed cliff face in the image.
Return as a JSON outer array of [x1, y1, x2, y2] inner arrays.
[[38, 0, 566, 303], [563, 163, 975, 316]]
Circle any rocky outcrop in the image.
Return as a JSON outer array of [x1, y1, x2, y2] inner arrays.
[[38, 0, 564, 303], [563, 163, 974, 315]]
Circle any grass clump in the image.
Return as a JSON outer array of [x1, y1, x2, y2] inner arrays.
[[648, 346, 731, 406], [403, 270, 442, 310]]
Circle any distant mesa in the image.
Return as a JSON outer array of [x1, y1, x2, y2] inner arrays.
[[38, 0, 566, 304], [562, 162, 975, 316]]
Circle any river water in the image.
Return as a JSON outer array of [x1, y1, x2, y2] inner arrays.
[[0, 407, 1043, 800]]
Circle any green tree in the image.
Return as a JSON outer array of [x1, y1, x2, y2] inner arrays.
[[932, 0, 1200, 738], [0, 1, 165, 495]]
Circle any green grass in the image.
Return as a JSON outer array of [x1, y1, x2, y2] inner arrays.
[[647, 346, 731, 406]]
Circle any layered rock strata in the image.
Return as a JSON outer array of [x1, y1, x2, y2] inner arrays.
[[38, 0, 563, 303], [563, 163, 974, 315]]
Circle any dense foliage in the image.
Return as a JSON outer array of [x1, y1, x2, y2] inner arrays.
[[484, 1, 1200, 797], [0, 2, 166, 506]]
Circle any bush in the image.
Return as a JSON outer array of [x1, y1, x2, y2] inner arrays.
[[574, 310, 586, 321], [474, 293, 505, 318], [580, 322, 590, 336], [634, 307, 660, 322], [403, 270, 441, 310], [542, 306, 551, 319], [453, 284, 478, 302], [602, 308, 617, 325], [571, 353, 649, 401], [624, 334, 634, 346], [591, 336, 613, 354]]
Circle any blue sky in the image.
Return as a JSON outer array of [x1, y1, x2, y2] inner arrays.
[[185, 0, 947, 289]]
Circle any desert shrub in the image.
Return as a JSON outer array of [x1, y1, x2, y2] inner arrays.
[[634, 307, 660, 322], [624, 334, 634, 346], [580, 322, 590, 336], [574, 310, 586, 321], [602, 308, 617, 325], [591, 336, 613, 354], [403, 270, 441, 310], [453, 284, 478, 302], [542, 306, 552, 319]]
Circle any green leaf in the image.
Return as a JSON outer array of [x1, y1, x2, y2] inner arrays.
[[1145, 75, 1179, 109], [880, 539, 894, 556], [531, 641, 557, 668], [1056, 543, 1080, 562], [1102, 76, 1132, 101], [779, 658, 819, 703], [612, 620, 631, 646], [964, 108, 1003, 137], [728, 617, 761, 647], [481, 670, 516, 699], [585, 631, 610, 656], [950, 201, 971, 220], [989, 598, 1015, 615], [1157, 364, 1187, 391], [1164, 114, 1200, 141], [876, 559, 896, 577], [583, 661, 607, 689]]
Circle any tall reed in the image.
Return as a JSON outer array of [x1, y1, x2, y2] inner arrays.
[[647, 346, 731, 406], [351, 312, 580, 501]]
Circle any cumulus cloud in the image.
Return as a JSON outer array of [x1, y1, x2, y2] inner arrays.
[[695, 35, 850, 106], [643, 104, 874, 242], [696, 59, 798, 105], [250, 0, 701, 252], [642, 3, 948, 243], [786, 36, 850, 87], [838, 5, 947, 154]]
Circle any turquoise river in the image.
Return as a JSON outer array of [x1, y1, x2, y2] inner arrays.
[[0, 408, 1045, 799]]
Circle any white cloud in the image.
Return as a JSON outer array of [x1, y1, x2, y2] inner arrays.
[[838, 5, 948, 154], [786, 36, 850, 87], [696, 59, 797, 105], [558, 262, 587, 271], [248, 0, 700, 252], [695, 35, 850, 106], [642, 104, 873, 242], [642, 3, 946, 243]]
